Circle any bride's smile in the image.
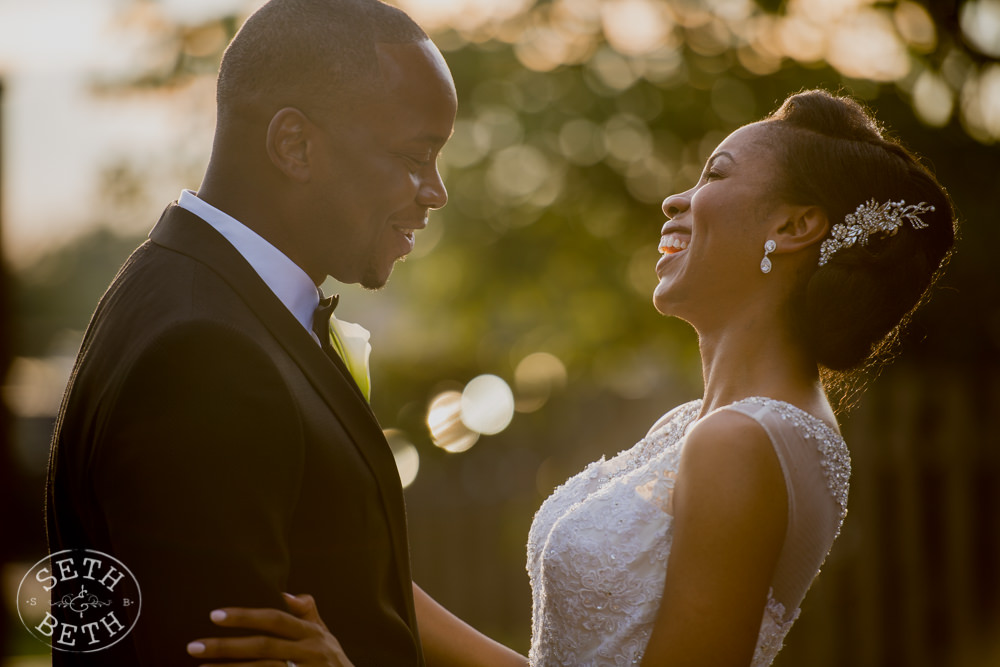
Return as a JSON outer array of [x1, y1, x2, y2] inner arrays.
[[655, 224, 691, 281], [658, 227, 690, 254]]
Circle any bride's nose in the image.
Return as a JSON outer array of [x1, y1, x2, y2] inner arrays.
[[662, 191, 690, 219]]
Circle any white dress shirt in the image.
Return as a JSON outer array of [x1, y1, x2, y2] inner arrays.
[[177, 189, 320, 341]]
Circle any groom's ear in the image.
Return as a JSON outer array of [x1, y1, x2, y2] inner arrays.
[[770, 205, 829, 254], [266, 107, 313, 184]]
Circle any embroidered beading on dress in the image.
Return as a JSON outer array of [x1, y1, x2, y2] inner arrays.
[[526, 397, 851, 666], [740, 397, 850, 518]]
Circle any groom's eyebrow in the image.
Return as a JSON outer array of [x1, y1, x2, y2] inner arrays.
[[408, 129, 454, 147]]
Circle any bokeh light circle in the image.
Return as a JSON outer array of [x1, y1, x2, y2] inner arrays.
[[427, 390, 480, 453], [514, 352, 568, 413], [460, 374, 516, 435]]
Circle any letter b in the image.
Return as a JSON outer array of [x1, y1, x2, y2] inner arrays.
[[35, 612, 58, 638]]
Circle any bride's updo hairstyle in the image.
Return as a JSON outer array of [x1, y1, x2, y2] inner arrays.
[[761, 90, 956, 402]]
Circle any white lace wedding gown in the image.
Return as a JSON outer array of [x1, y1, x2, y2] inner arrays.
[[526, 397, 851, 666]]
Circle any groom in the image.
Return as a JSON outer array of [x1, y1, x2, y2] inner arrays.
[[45, 0, 456, 664]]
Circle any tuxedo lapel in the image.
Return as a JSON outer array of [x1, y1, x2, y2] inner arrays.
[[148, 204, 412, 592]]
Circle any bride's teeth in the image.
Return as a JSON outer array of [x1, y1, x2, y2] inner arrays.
[[659, 235, 689, 253]]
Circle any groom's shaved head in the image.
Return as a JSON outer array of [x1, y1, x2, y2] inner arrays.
[[216, 0, 429, 128]]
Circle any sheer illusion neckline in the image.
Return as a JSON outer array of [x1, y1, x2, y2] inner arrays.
[[688, 395, 841, 439]]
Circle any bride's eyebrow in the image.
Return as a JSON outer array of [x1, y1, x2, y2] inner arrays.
[[706, 151, 735, 168], [700, 151, 735, 178]]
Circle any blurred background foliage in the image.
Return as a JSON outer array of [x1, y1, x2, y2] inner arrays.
[[3, 0, 1000, 665]]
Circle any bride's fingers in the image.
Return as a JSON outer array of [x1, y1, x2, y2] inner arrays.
[[282, 593, 329, 631], [197, 662, 287, 667], [208, 606, 315, 639], [187, 635, 305, 661]]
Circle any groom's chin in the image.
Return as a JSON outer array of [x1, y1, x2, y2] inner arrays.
[[360, 256, 409, 291], [360, 270, 392, 291]]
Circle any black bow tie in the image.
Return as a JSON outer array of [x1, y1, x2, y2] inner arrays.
[[312, 293, 339, 346]]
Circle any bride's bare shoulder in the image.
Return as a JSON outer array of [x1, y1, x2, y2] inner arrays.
[[675, 410, 787, 522]]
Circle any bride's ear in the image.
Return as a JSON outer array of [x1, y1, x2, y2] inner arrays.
[[770, 205, 829, 254]]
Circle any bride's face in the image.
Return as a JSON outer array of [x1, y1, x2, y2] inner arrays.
[[653, 123, 784, 323]]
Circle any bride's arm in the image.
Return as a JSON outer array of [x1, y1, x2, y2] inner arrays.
[[414, 583, 528, 667], [185, 586, 527, 667], [641, 410, 789, 667]]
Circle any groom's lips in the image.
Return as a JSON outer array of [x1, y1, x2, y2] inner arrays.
[[390, 215, 429, 257]]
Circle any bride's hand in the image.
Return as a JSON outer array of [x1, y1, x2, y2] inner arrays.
[[186, 592, 355, 667]]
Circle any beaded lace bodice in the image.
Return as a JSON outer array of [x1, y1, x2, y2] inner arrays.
[[526, 397, 850, 666]]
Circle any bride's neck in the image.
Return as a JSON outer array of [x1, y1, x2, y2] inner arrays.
[[696, 311, 823, 418]]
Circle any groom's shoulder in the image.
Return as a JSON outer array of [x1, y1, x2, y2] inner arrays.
[[99, 234, 247, 325], [77, 238, 267, 375], [113, 230, 226, 290]]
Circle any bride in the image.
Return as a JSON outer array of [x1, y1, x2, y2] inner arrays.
[[186, 89, 956, 666]]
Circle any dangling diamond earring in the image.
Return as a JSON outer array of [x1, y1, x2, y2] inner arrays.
[[760, 240, 776, 274]]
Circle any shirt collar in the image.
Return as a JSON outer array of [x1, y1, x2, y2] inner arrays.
[[177, 189, 320, 336]]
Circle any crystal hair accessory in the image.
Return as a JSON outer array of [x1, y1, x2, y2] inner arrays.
[[818, 199, 934, 267]]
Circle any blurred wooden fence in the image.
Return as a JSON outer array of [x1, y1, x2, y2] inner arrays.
[[406, 361, 1000, 666], [777, 364, 1000, 667]]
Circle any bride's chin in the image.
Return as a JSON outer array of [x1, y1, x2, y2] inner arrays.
[[653, 283, 693, 319], [652, 288, 674, 316]]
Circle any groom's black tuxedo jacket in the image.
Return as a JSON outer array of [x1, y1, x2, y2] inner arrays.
[[46, 204, 423, 665]]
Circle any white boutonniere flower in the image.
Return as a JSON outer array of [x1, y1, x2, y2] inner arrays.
[[327, 315, 372, 401]]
